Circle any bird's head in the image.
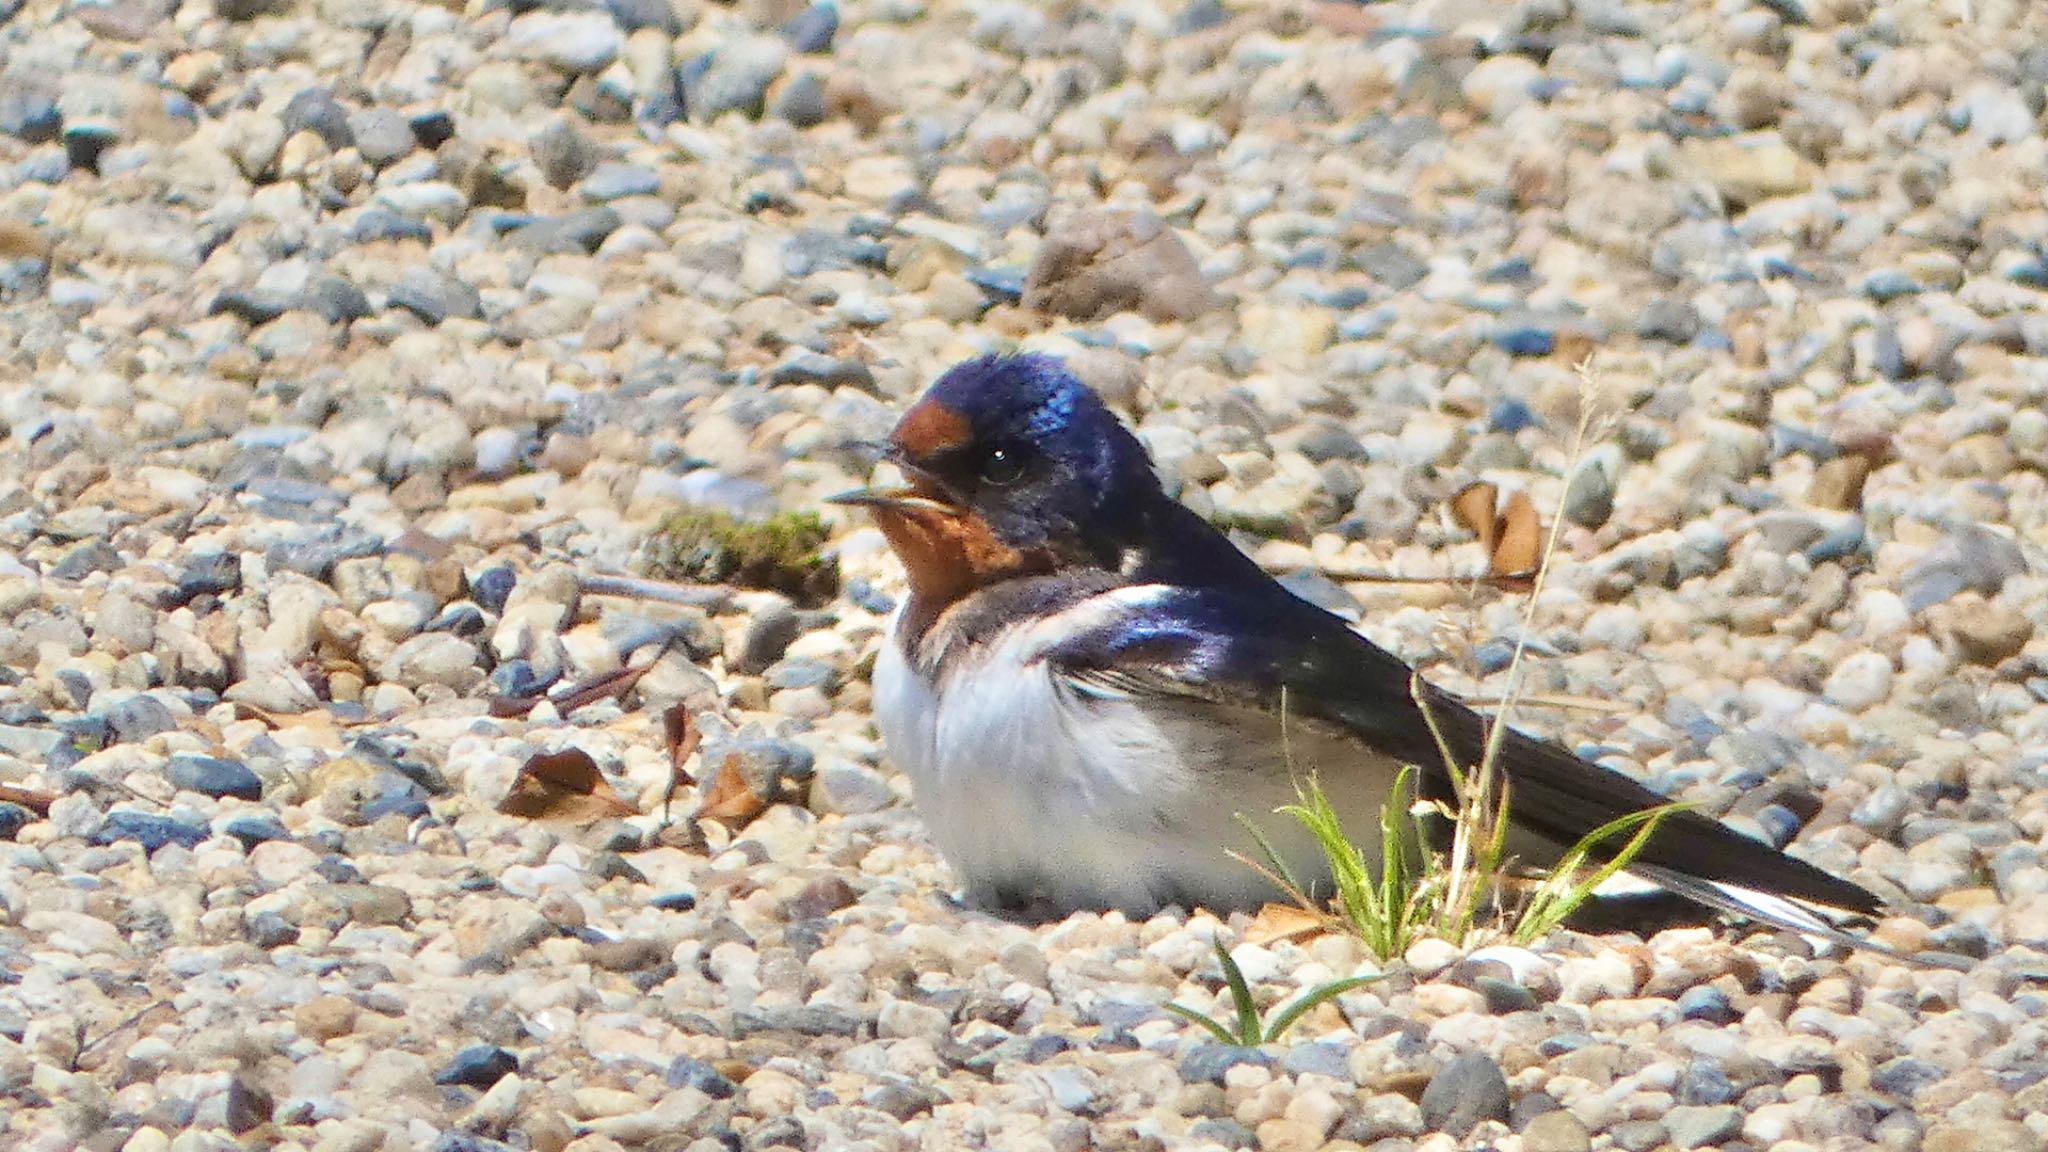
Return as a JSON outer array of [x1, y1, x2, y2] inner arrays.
[[831, 354, 1161, 606]]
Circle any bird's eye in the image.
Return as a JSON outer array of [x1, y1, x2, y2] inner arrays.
[[979, 445, 1025, 486]]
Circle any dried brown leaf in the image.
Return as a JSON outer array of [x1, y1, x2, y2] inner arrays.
[[694, 750, 769, 826], [1243, 902, 1331, 948], [1490, 488, 1543, 585], [661, 704, 701, 823], [498, 747, 638, 822], [1450, 482, 1500, 554]]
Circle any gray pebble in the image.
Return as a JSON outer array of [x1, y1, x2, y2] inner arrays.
[[388, 267, 482, 325], [1663, 1104, 1741, 1148], [685, 36, 789, 122], [1419, 1052, 1510, 1137], [283, 87, 353, 150], [105, 695, 177, 743], [167, 755, 264, 801], [348, 107, 416, 167]]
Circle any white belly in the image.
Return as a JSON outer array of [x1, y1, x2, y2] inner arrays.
[[872, 602, 1400, 915]]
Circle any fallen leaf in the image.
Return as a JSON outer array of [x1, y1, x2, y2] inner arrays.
[[661, 704, 700, 823], [1243, 902, 1331, 948], [694, 750, 769, 826], [1490, 489, 1542, 586], [1450, 482, 1500, 555], [498, 748, 638, 822]]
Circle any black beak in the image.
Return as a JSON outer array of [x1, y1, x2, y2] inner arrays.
[[825, 486, 956, 514]]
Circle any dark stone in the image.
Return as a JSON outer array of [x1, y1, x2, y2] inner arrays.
[[531, 116, 596, 190], [0, 802, 32, 840], [784, 874, 858, 920], [738, 601, 802, 674], [1676, 985, 1734, 1024], [166, 755, 263, 800], [608, 0, 680, 33], [300, 274, 371, 324], [773, 70, 827, 128], [667, 1055, 738, 1098], [1188, 1118, 1255, 1149], [62, 123, 116, 174], [1476, 976, 1537, 1015], [768, 350, 873, 389], [1509, 1091, 1562, 1129], [430, 1134, 516, 1152], [1179, 1043, 1274, 1085], [210, 289, 290, 325], [1492, 326, 1556, 357], [49, 539, 122, 580], [436, 1044, 519, 1089], [246, 910, 299, 948], [487, 659, 554, 699], [732, 1003, 863, 1038], [388, 267, 481, 325], [1420, 1052, 1511, 1137], [1871, 1056, 1943, 1100], [471, 566, 517, 614], [747, 1116, 806, 1150], [428, 602, 486, 637], [1637, 296, 1702, 343], [409, 109, 456, 150], [268, 532, 383, 582], [1350, 241, 1428, 289], [92, 811, 209, 852], [223, 814, 290, 848], [283, 87, 354, 150], [781, 4, 838, 52], [1172, 0, 1228, 36], [225, 1076, 271, 1134], [652, 890, 698, 911], [105, 696, 178, 743], [350, 209, 434, 244], [507, 207, 621, 254], [864, 1080, 941, 1120], [965, 264, 1026, 304], [1489, 398, 1539, 434]]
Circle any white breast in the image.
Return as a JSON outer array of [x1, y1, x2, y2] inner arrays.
[[871, 588, 1401, 915]]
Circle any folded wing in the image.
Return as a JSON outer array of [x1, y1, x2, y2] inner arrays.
[[1045, 583, 1890, 939]]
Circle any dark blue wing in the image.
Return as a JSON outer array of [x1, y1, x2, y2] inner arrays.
[[1043, 582, 1885, 923]]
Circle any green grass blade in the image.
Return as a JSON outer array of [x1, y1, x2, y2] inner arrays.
[[1161, 1001, 1241, 1047], [1213, 940, 1262, 1047], [1515, 803, 1685, 944], [1261, 974, 1383, 1044], [1237, 811, 1304, 897]]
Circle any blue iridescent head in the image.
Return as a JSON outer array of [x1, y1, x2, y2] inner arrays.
[[886, 354, 1160, 565]]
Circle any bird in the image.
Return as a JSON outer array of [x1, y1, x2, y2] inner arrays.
[[831, 352, 1899, 952]]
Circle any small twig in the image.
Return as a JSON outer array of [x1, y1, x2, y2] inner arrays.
[[0, 784, 54, 814], [661, 705, 701, 825], [489, 662, 655, 719], [578, 573, 733, 610]]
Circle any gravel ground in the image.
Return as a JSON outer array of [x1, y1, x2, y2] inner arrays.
[[4, 0, 2048, 1149]]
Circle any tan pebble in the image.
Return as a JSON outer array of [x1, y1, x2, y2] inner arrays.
[[1254, 1118, 1327, 1152], [293, 994, 358, 1042], [1520, 1109, 1592, 1152], [1941, 595, 2033, 665]]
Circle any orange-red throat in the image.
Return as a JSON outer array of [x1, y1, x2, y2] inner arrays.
[[829, 478, 1050, 640]]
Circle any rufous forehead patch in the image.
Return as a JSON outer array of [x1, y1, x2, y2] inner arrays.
[[893, 400, 972, 460]]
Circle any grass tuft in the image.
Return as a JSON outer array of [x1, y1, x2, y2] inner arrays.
[[1163, 938, 1382, 1047], [1235, 357, 1689, 960]]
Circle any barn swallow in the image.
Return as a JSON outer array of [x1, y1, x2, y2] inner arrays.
[[832, 353, 1898, 951]]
